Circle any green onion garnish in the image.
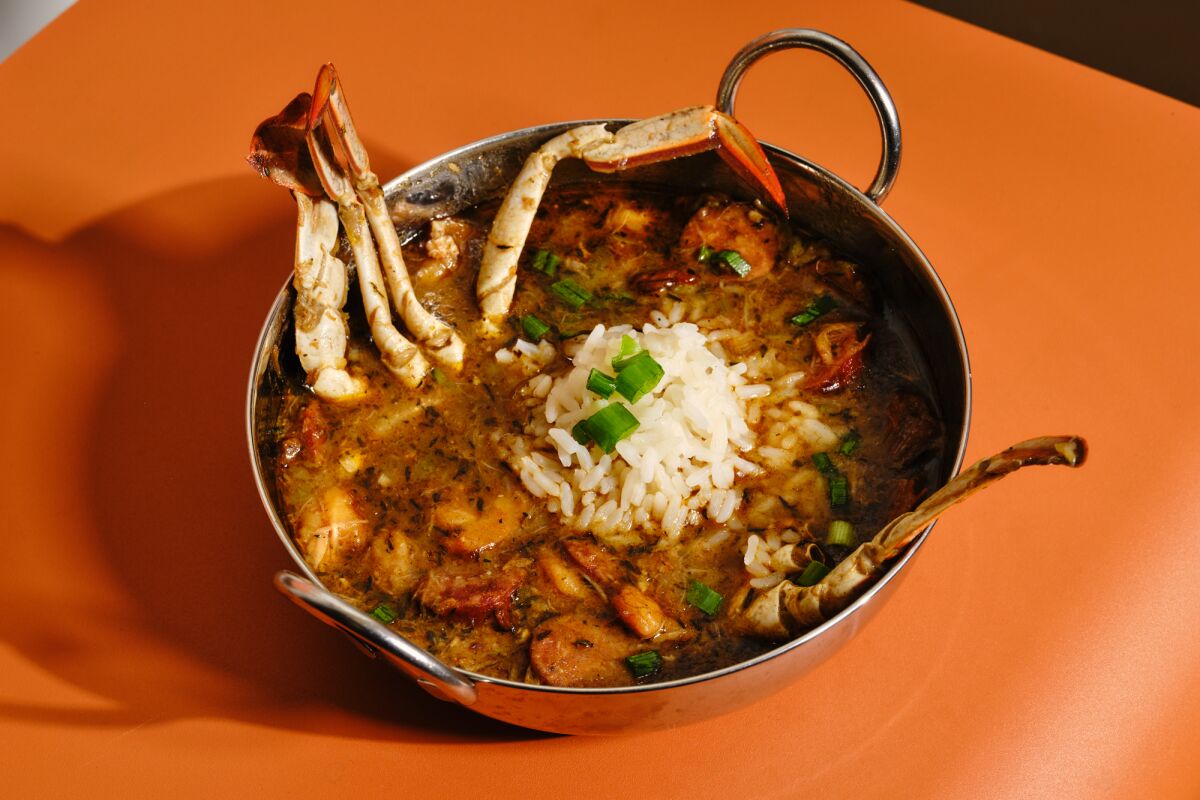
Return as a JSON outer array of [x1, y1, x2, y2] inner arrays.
[[521, 314, 551, 341], [370, 603, 398, 624], [530, 248, 561, 276], [812, 452, 850, 507], [431, 367, 449, 385], [626, 650, 662, 679], [610, 334, 638, 371], [828, 475, 849, 507], [581, 403, 639, 453], [812, 452, 836, 476], [839, 431, 860, 456], [789, 294, 838, 326], [685, 580, 723, 616], [586, 368, 617, 398], [714, 249, 752, 277], [794, 560, 830, 586], [697, 244, 716, 263], [550, 278, 591, 309], [826, 520, 855, 547], [614, 351, 664, 403], [571, 420, 592, 446]]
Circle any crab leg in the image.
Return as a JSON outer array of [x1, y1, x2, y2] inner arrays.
[[476, 106, 786, 332], [476, 124, 613, 332], [247, 94, 364, 401], [310, 65, 464, 371], [293, 192, 366, 400], [743, 436, 1089, 638], [305, 107, 428, 386]]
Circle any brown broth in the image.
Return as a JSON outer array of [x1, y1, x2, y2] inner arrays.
[[263, 185, 943, 686]]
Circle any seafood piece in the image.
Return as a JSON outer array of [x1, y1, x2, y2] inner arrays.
[[743, 436, 1088, 638], [678, 197, 780, 279], [366, 530, 422, 596], [308, 65, 465, 372], [476, 106, 787, 330], [804, 322, 871, 392], [293, 194, 365, 400], [416, 218, 472, 282], [563, 538, 676, 640], [248, 96, 363, 401], [295, 486, 369, 571], [537, 551, 593, 599], [434, 491, 531, 556], [249, 90, 428, 388], [770, 541, 823, 574]]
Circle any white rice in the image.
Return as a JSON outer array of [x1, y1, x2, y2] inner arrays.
[[506, 321, 762, 541], [497, 314, 845, 580], [743, 527, 810, 587]]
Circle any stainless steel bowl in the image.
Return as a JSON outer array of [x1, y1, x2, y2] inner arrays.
[[247, 29, 971, 734]]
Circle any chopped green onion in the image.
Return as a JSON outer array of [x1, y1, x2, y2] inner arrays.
[[789, 294, 838, 326], [614, 351, 664, 403], [697, 244, 716, 263], [828, 475, 849, 507], [582, 403, 639, 452], [611, 338, 646, 372], [626, 650, 662, 679], [685, 580, 723, 616], [714, 249, 752, 277], [794, 560, 830, 587], [609, 334, 638, 371], [812, 451, 850, 507], [530, 248, 561, 276], [521, 314, 551, 341], [826, 520, 855, 547], [431, 367, 449, 385], [839, 431, 860, 456], [586, 368, 617, 398], [571, 420, 592, 446], [550, 278, 591, 309], [370, 603, 398, 624], [811, 452, 836, 476]]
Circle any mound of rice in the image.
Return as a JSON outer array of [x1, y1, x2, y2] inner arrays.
[[507, 319, 769, 542]]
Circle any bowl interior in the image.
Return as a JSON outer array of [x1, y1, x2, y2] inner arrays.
[[247, 120, 970, 695]]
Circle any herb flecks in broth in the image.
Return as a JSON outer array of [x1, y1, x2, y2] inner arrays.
[[267, 186, 943, 686]]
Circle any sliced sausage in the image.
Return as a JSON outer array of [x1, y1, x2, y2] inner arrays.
[[529, 613, 640, 687], [415, 566, 526, 628]]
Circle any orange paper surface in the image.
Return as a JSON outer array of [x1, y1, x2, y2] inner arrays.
[[2, 1, 1199, 797]]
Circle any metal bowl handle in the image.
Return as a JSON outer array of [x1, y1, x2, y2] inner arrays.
[[274, 571, 478, 706], [716, 29, 902, 204]]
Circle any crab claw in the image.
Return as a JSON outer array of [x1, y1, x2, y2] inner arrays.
[[247, 92, 324, 197], [580, 106, 787, 215], [308, 64, 372, 189], [304, 63, 465, 374], [476, 106, 788, 328]]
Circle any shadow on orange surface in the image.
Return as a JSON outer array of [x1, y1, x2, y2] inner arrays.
[[0, 167, 549, 743]]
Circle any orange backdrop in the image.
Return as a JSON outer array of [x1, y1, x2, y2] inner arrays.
[[2, 1, 1199, 797]]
